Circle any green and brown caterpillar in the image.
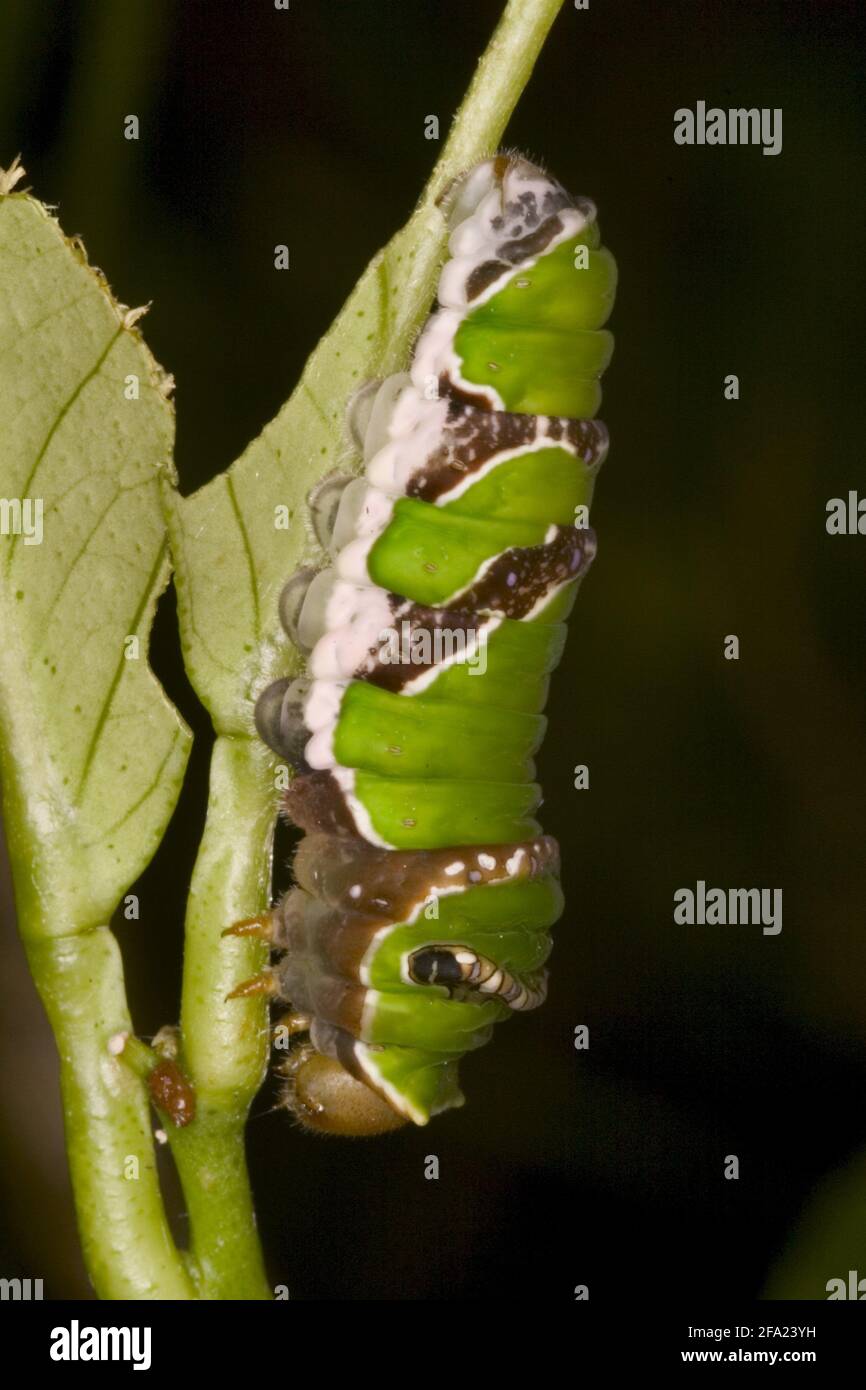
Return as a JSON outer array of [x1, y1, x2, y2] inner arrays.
[[248, 154, 616, 1134]]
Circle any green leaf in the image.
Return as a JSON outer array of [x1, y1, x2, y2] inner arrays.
[[0, 187, 190, 930], [0, 173, 193, 1298]]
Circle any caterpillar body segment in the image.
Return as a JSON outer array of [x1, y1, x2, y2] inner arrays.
[[254, 154, 616, 1133]]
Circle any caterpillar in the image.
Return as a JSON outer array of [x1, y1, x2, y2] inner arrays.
[[246, 153, 616, 1135]]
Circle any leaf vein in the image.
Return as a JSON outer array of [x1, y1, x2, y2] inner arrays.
[[226, 475, 261, 641], [75, 538, 168, 799], [4, 325, 123, 575], [82, 729, 183, 845]]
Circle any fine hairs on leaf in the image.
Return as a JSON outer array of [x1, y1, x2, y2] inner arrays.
[[0, 0, 566, 1300]]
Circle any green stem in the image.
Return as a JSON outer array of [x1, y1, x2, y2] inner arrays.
[[118, 1032, 159, 1081], [25, 929, 194, 1300], [169, 736, 274, 1300], [444, 0, 566, 173], [169, 1107, 270, 1300], [378, 0, 567, 373]]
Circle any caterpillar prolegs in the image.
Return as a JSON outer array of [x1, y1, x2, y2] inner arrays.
[[251, 154, 616, 1134]]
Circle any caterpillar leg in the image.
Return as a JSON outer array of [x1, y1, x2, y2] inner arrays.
[[221, 912, 277, 942], [254, 675, 312, 767], [273, 1008, 313, 1040], [346, 377, 383, 449], [308, 471, 354, 551], [276, 567, 319, 653], [225, 969, 280, 1001]]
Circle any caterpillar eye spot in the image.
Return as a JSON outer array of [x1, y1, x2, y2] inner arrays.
[[258, 153, 615, 1133], [409, 947, 466, 988]]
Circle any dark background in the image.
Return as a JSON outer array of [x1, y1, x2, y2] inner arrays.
[[1, 0, 865, 1301]]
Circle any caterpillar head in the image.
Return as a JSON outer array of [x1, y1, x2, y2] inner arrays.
[[280, 1047, 407, 1138], [437, 151, 569, 233]]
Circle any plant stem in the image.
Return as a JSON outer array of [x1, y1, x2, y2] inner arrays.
[[431, 0, 566, 193], [25, 928, 194, 1300], [169, 735, 274, 1300], [168, 1105, 270, 1300], [378, 0, 567, 374]]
